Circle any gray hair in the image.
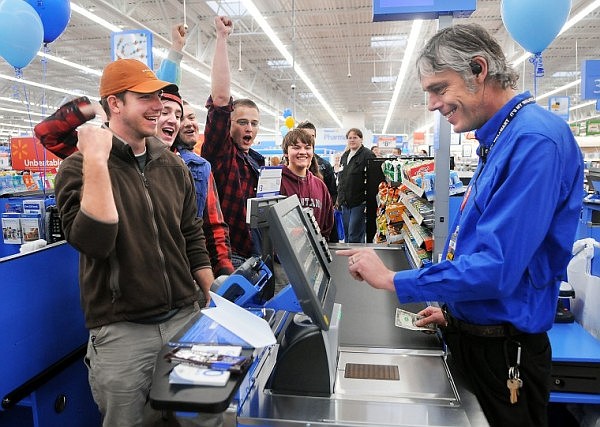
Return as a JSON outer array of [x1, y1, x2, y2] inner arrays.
[[416, 23, 519, 91]]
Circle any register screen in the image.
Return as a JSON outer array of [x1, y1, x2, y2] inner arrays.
[[279, 207, 328, 301]]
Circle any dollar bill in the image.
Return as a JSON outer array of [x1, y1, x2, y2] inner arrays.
[[395, 308, 437, 331]]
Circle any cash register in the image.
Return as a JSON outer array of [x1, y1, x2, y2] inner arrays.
[[149, 194, 341, 410]]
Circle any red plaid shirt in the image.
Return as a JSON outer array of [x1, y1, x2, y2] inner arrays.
[[202, 96, 264, 258], [204, 172, 234, 276], [34, 96, 94, 159]]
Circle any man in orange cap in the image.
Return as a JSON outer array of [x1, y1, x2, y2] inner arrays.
[[53, 58, 215, 426]]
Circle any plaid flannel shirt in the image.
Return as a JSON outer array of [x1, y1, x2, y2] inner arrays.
[[202, 96, 264, 258]]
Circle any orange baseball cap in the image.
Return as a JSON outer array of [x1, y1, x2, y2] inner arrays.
[[99, 58, 176, 98]]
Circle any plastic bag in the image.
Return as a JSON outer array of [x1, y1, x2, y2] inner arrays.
[[567, 238, 600, 340]]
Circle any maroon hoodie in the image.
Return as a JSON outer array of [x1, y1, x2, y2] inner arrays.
[[280, 165, 334, 239]]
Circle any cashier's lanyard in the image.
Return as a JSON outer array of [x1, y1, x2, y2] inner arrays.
[[446, 96, 535, 261]]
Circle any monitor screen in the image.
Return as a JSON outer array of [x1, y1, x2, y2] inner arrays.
[[268, 195, 336, 330], [586, 171, 600, 194]]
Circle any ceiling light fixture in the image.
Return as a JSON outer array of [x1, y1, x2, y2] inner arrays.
[[536, 80, 580, 101], [37, 51, 102, 77], [71, 3, 121, 32], [0, 73, 95, 99], [382, 19, 423, 134], [240, 0, 343, 127]]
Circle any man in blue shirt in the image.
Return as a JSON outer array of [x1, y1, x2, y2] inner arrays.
[[338, 24, 583, 427]]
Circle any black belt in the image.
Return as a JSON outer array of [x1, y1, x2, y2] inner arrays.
[[443, 307, 524, 338]]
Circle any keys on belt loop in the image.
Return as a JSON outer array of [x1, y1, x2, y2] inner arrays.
[[506, 341, 523, 404]]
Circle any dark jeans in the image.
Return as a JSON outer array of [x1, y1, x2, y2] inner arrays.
[[341, 203, 366, 243], [442, 326, 552, 427]]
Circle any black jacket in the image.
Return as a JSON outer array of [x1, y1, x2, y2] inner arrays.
[[337, 145, 375, 208]]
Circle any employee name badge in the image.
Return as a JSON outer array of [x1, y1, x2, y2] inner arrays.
[[257, 166, 283, 198], [446, 225, 459, 261]]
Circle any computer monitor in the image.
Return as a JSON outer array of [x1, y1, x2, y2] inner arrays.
[[586, 168, 600, 194], [267, 195, 336, 331]]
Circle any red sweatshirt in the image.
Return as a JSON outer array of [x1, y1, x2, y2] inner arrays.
[[280, 165, 334, 240]]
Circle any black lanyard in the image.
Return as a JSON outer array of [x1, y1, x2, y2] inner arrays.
[[479, 96, 535, 163]]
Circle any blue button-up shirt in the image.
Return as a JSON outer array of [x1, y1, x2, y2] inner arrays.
[[394, 92, 584, 333]]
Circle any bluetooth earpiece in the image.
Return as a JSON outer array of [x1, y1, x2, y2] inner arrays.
[[470, 61, 482, 75]]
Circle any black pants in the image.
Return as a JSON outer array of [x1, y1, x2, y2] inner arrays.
[[442, 327, 552, 427]]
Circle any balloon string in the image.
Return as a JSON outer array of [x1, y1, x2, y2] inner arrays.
[[15, 68, 48, 196], [40, 44, 49, 192], [528, 53, 544, 99], [41, 44, 49, 116], [183, 0, 187, 28]]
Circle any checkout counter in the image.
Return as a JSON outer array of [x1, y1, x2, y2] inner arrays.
[[234, 245, 488, 427], [150, 194, 600, 426], [150, 195, 489, 426], [0, 242, 100, 427]]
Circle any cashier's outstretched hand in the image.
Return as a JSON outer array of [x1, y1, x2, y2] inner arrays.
[[337, 248, 395, 291]]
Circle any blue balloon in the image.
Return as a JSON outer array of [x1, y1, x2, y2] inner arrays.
[[26, 0, 71, 44], [501, 0, 571, 54], [280, 125, 289, 137], [0, 0, 44, 69], [282, 108, 292, 118]]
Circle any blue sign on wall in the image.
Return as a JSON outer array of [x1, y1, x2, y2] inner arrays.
[[373, 0, 476, 22], [582, 60, 600, 100]]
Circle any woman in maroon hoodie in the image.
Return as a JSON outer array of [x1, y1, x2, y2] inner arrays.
[[280, 128, 334, 240]]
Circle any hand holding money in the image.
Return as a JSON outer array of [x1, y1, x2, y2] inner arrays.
[[395, 308, 437, 332]]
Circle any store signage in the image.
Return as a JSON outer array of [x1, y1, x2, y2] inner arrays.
[[413, 131, 425, 145], [376, 136, 397, 148], [581, 60, 600, 100], [111, 29, 153, 68], [373, 0, 476, 22], [549, 96, 570, 121], [10, 137, 62, 173]]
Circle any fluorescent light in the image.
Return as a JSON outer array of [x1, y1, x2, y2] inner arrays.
[[240, 0, 343, 127], [571, 112, 600, 124], [371, 76, 396, 84], [371, 35, 407, 48], [0, 73, 95, 99], [382, 20, 423, 134], [71, 3, 121, 32], [37, 51, 102, 77], [570, 100, 596, 111], [0, 107, 46, 118], [536, 80, 580, 101], [2, 123, 34, 130]]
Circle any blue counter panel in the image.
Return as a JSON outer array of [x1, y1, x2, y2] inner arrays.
[[0, 243, 87, 403]]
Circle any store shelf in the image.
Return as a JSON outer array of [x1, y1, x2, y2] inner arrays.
[[400, 193, 424, 224], [402, 212, 423, 248], [400, 227, 431, 268], [426, 185, 467, 202], [401, 228, 422, 268], [402, 179, 425, 198], [401, 212, 434, 252]]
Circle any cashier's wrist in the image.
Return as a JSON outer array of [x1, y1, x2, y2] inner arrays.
[[441, 305, 449, 328]]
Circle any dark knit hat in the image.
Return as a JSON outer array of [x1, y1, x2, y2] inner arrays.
[[161, 84, 183, 113]]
